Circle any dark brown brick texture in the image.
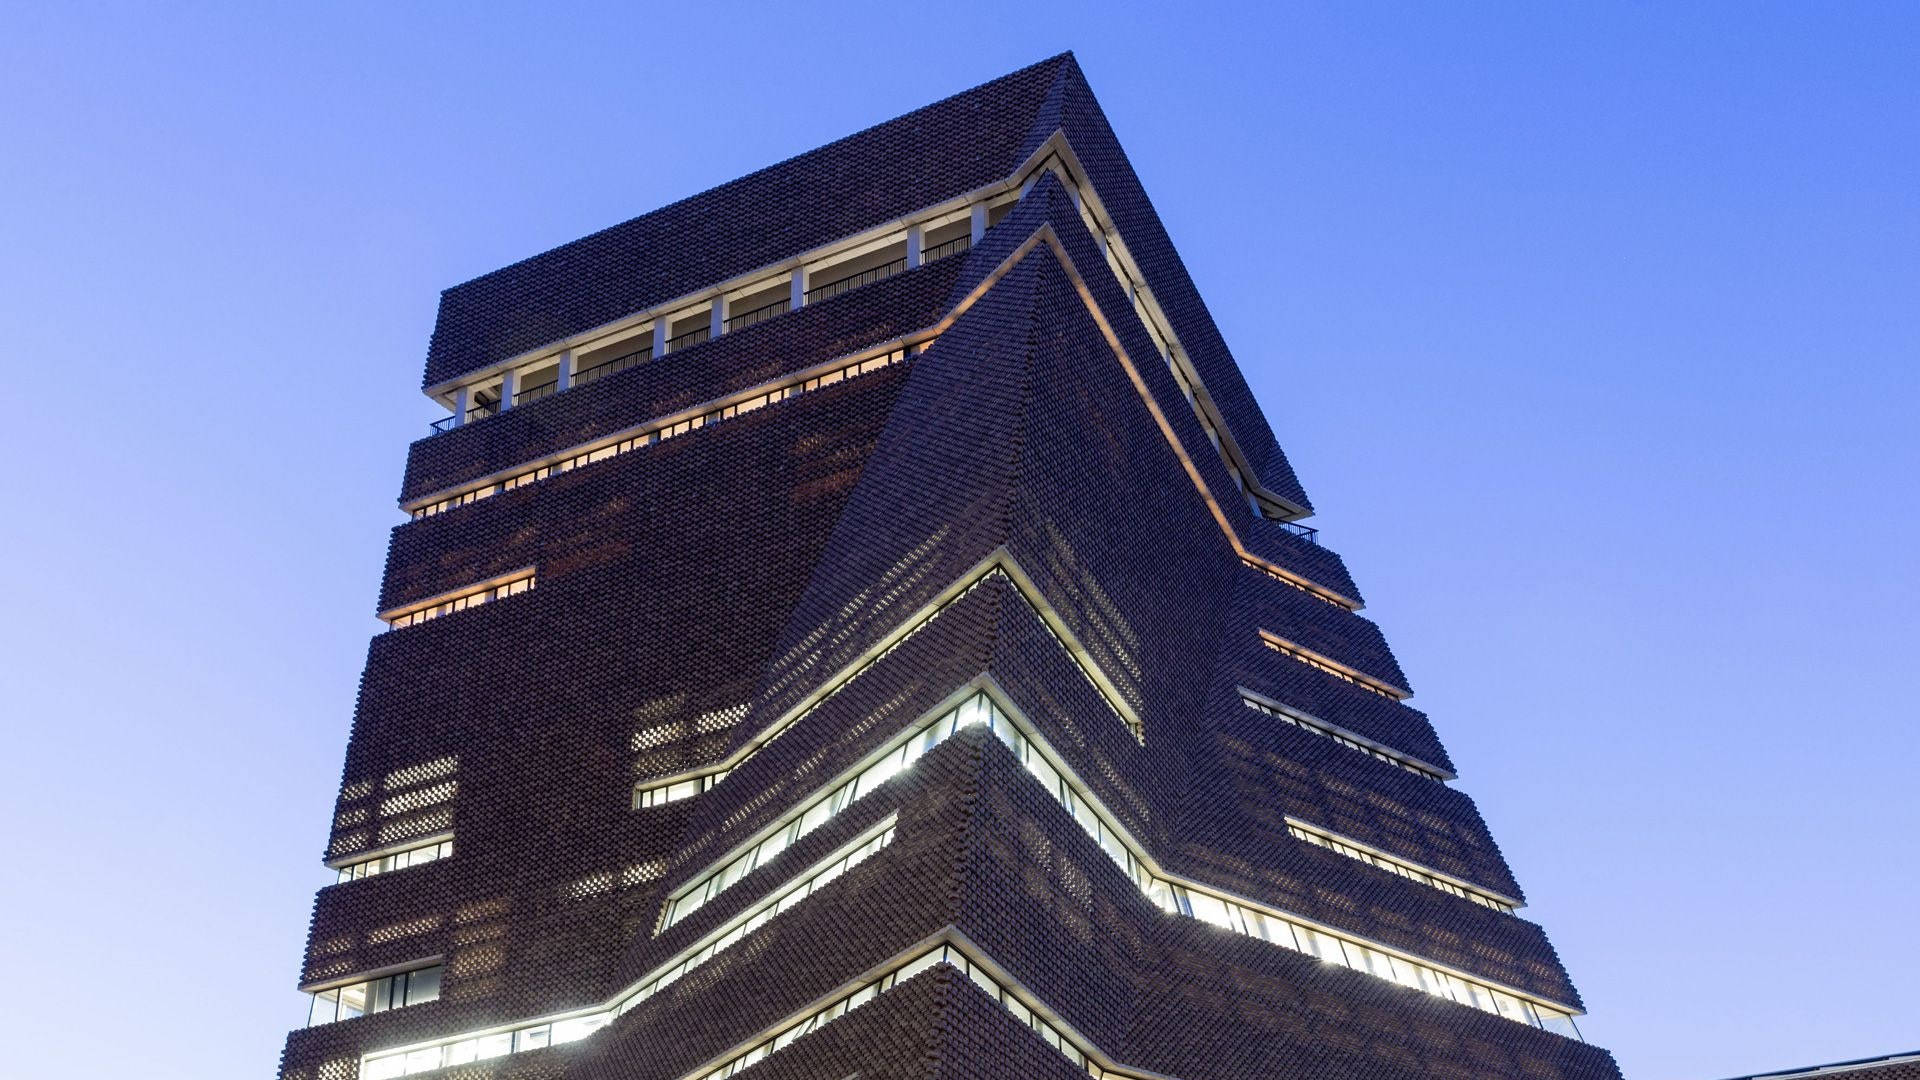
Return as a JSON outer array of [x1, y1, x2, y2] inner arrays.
[[283, 54, 1621, 1080]]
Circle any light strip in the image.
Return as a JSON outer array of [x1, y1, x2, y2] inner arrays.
[[634, 770, 728, 808], [951, 686, 1582, 1036], [1237, 690, 1451, 781], [1244, 558, 1347, 610], [408, 346, 914, 519], [1285, 821, 1518, 912], [360, 688, 1579, 1080], [360, 821, 898, 1079], [658, 693, 991, 931], [381, 571, 534, 630], [1258, 631, 1407, 700], [414, 146, 1358, 611], [632, 552, 1139, 845], [333, 837, 453, 884], [686, 939, 1153, 1080], [661, 686, 1580, 1031]]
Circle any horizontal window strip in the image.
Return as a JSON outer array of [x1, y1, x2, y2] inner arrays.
[[384, 573, 534, 631], [308, 964, 441, 1028], [1259, 632, 1404, 700], [1286, 822, 1516, 912], [410, 345, 916, 520], [1238, 692, 1448, 781], [1243, 558, 1352, 611], [334, 838, 452, 884], [634, 770, 728, 808], [966, 692, 1576, 1038], [666, 688, 1576, 1036], [659, 694, 995, 932], [633, 560, 1135, 841], [694, 944, 1126, 1080], [361, 689, 1577, 1080], [360, 824, 897, 1079]]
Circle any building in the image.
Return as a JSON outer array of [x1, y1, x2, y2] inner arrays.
[[280, 53, 1622, 1080], [1714, 1054, 1920, 1080]]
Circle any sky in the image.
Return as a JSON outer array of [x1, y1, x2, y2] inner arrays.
[[0, 4, 1913, 1080]]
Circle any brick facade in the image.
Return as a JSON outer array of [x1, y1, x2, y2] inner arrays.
[[283, 54, 1621, 1080]]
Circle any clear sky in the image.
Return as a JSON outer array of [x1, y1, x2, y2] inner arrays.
[[0, 5, 1913, 1080]]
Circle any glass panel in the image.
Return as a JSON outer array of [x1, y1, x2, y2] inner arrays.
[[406, 966, 441, 1005], [307, 990, 338, 1027], [1257, 912, 1302, 952], [1025, 752, 1061, 800], [798, 796, 834, 836], [1539, 1010, 1583, 1040], [475, 1032, 513, 1059], [1306, 929, 1347, 965], [552, 1016, 606, 1043], [443, 1040, 479, 1065], [1068, 791, 1096, 829], [758, 826, 791, 864], [896, 950, 942, 984], [368, 975, 395, 1014], [966, 962, 999, 998], [403, 1048, 441, 1074], [362, 1055, 406, 1080], [856, 747, 906, 795], [515, 1025, 551, 1051], [337, 981, 368, 1019], [1186, 890, 1234, 929]]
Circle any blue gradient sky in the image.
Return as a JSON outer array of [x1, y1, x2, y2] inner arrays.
[[1, 5, 1913, 1079]]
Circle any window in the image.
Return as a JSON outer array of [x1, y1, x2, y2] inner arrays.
[[634, 772, 724, 808], [385, 574, 534, 630], [410, 347, 913, 520], [307, 965, 441, 1027], [336, 839, 452, 884], [1259, 633, 1403, 700], [1239, 690, 1447, 781], [1286, 822, 1516, 912]]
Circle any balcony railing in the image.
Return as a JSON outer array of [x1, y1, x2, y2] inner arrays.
[[923, 235, 971, 262], [724, 297, 790, 332], [429, 246, 937, 435], [513, 379, 559, 407], [575, 347, 647, 388], [806, 256, 907, 304], [666, 325, 710, 351], [430, 400, 499, 433], [1276, 520, 1319, 545]]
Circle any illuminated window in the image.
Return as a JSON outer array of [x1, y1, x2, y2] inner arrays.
[[359, 825, 896, 1078], [1239, 691, 1446, 781], [660, 695, 997, 931], [634, 771, 726, 808], [410, 347, 915, 520], [1286, 822, 1515, 912], [1258, 634, 1402, 700], [336, 838, 453, 884], [384, 573, 534, 630], [307, 965, 441, 1027]]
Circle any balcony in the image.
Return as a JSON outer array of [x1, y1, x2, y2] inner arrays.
[[422, 191, 1014, 435]]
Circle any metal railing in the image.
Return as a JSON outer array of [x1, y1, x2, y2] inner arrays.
[[572, 343, 648, 386], [724, 297, 790, 332], [1276, 519, 1319, 545], [513, 379, 559, 407], [430, 400, 499, 433], [575, 347, 647, 388], [922, 235, 971, 262], [666, 325, 710, 351], [805, 256, 907, 304]]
